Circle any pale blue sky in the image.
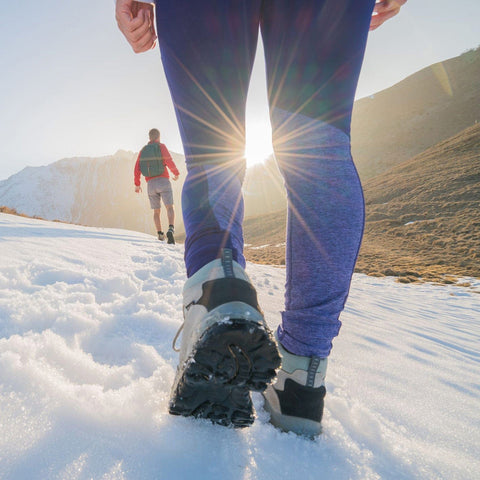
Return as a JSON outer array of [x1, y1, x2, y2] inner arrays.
[[0, 1, 479, 179]]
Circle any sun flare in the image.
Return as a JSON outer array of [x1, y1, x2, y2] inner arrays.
[[245, 117, 273, 167], [245, 39, 274, 168]]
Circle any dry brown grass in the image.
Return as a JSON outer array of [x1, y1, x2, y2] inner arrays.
[[0, 206, 41, 219], [244, 124, 480, 285], [0, 206, 75, 224], [351, 46, 480, 179]]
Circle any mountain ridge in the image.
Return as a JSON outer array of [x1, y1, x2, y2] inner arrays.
[[245, 47, 480, 218], [0, 150, 188, 235], [1, 49, 479, 281], [243, 122, 480, 282], [351, 46, 480, 179]]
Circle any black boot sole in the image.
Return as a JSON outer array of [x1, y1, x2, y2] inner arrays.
[[169, 319, 280, 428]]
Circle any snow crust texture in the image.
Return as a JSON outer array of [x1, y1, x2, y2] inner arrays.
[[1, 213, 479, 480]]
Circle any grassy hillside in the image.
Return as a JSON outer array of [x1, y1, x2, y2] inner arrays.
[[244, 123, 480, 283], [242, 48, 480, 220], [352, 47, 480, 179], [357, 122, 480, 282]]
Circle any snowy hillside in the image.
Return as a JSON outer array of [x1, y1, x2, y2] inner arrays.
[[0, 151, 185, 235], [1, 212, 479, 480]]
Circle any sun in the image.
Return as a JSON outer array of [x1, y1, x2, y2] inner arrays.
[[245, 116, 273, 167], [244, 39, 273, 168]]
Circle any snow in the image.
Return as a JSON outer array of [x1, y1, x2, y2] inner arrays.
[[404, 220, 434, 226], [0, 150, 143, 228], [1, 212, 479, 480], [0, 160, 87, 222]]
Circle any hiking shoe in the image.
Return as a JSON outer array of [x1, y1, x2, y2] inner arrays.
[[169, 248, 280, 428], [167, 227, 175, 244], [262, 336, 327, 437], [158, 231, 165, 241]]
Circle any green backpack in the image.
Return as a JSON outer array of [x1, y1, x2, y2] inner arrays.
[[139, 143, 165, 177]]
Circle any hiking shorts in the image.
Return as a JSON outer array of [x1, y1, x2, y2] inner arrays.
[[147, 176, 174, 209]]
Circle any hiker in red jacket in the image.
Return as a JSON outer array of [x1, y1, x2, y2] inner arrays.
[[134, 128, 180, 243]]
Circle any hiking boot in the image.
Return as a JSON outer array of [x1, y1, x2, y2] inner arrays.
[[158, 231, 165, 241], [262, 336, 327, 438], [167, 226, 175, 244], [169, 248, 280, 428]]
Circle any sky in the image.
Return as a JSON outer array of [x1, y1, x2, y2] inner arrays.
[[0, 0, 479, 179], [1, 212, 479, 479]]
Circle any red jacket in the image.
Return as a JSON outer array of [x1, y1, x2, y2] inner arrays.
[[134, 141, 180, 187]]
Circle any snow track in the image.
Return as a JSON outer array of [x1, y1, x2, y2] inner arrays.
[[1, 213, 479, 480]]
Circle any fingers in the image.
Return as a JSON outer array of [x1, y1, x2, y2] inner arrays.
[[129, 10, 157, 53], [373, 0, 407, 14], [116, 1, 157, 53], [370, 9, 399, 31], [370, 0, 407, 31], [124, 10, 157, 53]]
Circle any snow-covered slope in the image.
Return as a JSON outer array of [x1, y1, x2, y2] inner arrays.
[[0, 159, 87, 222], [0, 151, 186, 235], [1, 212, 479, 480]]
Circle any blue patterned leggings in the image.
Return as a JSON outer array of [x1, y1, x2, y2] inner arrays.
[[155, 0, 375, 356]]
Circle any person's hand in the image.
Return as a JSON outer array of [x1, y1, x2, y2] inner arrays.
[[135, 185, 142, 193], [370, 0, 407, 31], [116, 0, 157, 53], [172, 174, 179, 181]]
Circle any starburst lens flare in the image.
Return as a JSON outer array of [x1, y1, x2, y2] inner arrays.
[[245, 117, 273, 166]]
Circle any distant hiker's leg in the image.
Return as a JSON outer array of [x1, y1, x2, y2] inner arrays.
[[155, 0, 262, 277], [261, 0, 375, 357], [165, 205, 176, 244], [165, 205, 175, 229], [148, 178, 163, 234], [153, 208, 162, 233], [158, 180, 175, 239]]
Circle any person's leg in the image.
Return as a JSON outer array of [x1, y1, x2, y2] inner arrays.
[[260, 0, 375, 436], [155, 0, 262, 277], [165, 204, 175, 227], [153, 208, 162, 232], [155, 0, 279, 428], [147, 178, 164, 237], [164, 204, 175, 244], [261, 0, 375, 358], [156, 177, 176, 243], [165, 204, 175, 243]]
